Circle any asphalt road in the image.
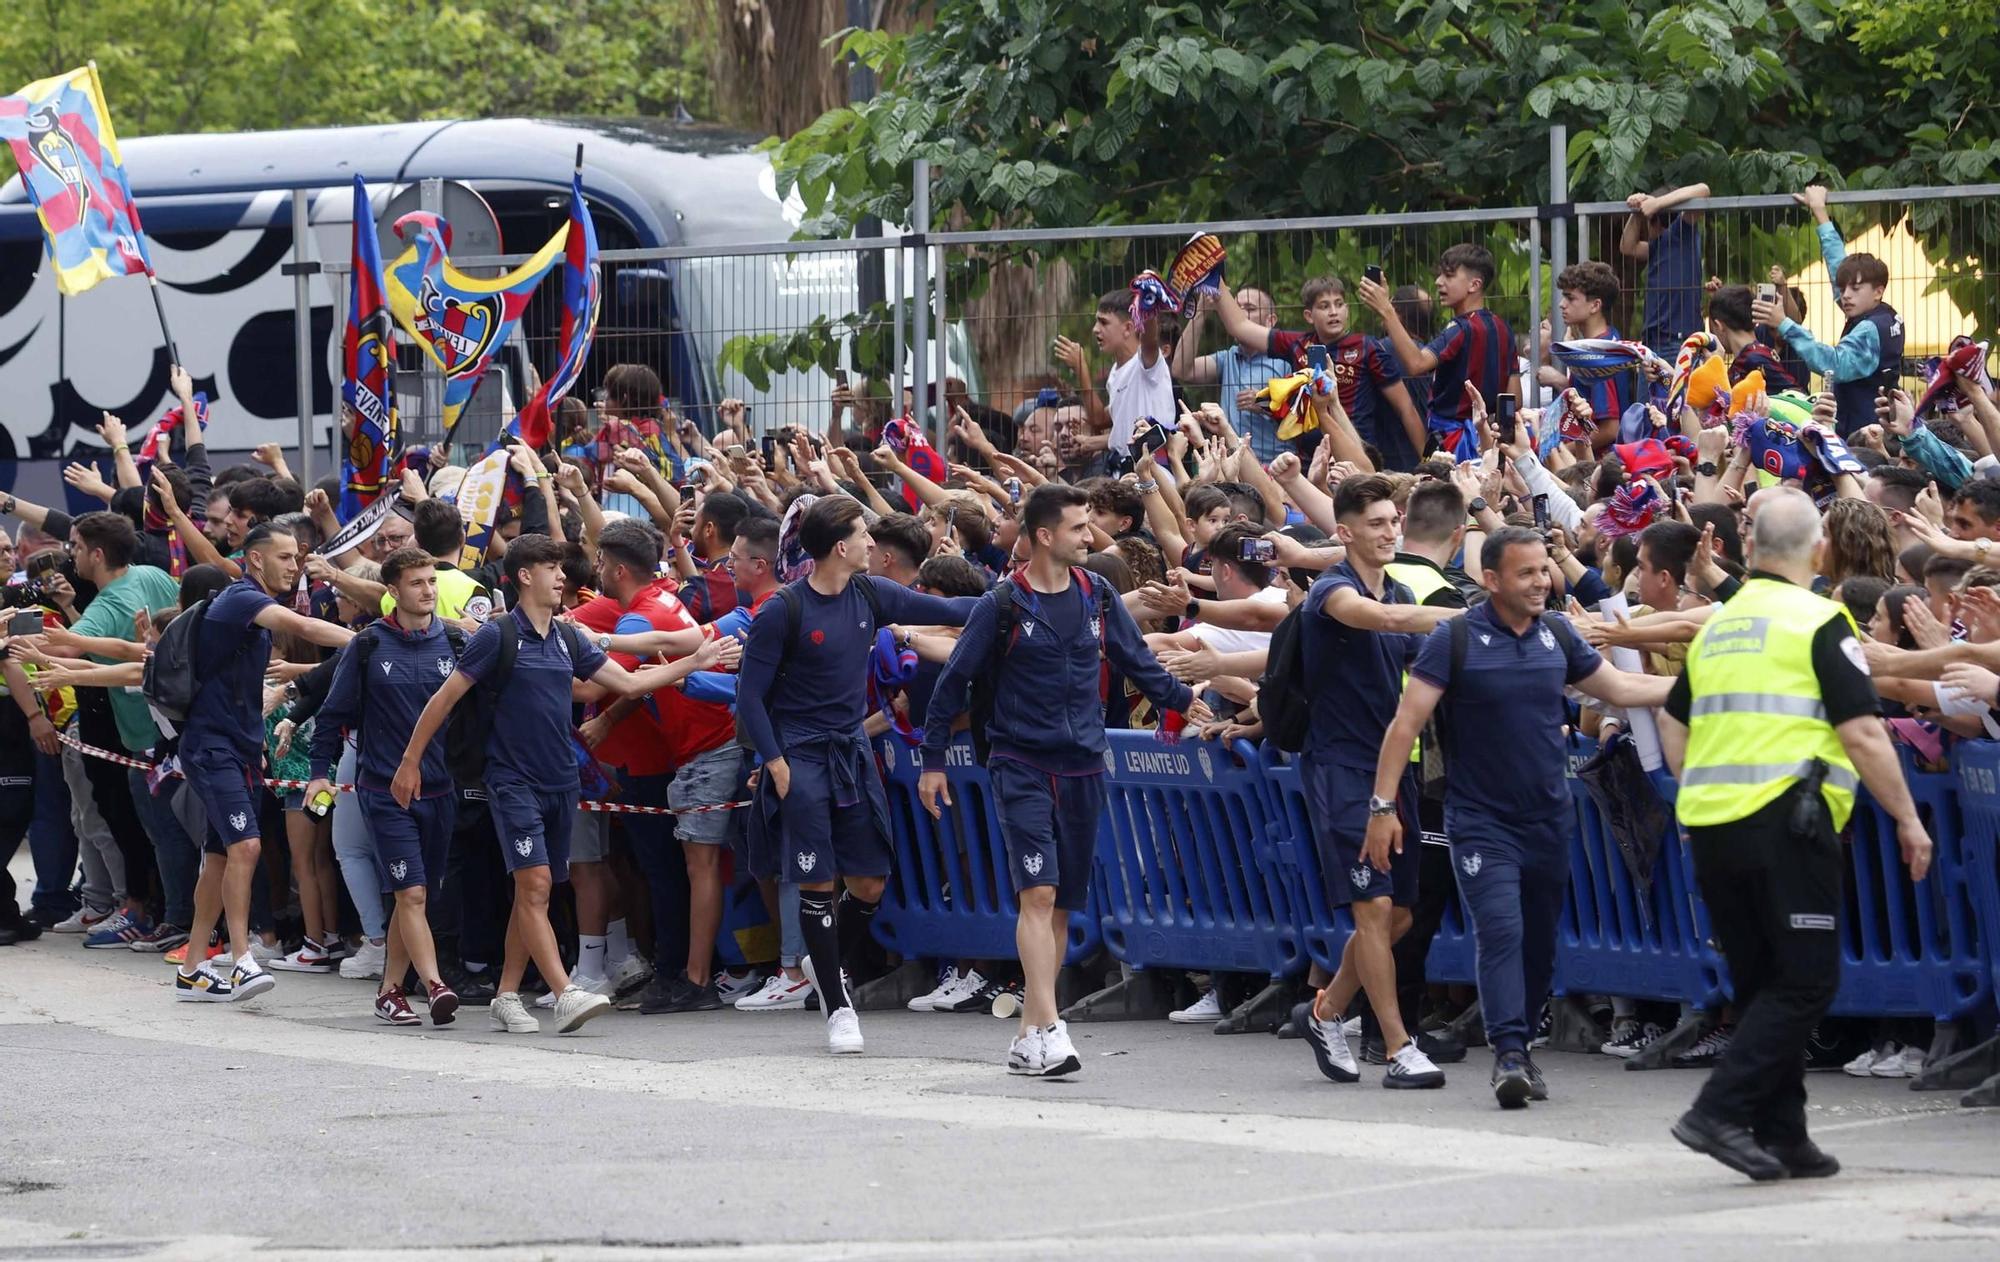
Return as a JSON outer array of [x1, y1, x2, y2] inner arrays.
[[1, 933, 1996, 1261]]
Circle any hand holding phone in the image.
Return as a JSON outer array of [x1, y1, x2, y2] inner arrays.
[[1306, 343, 1330, 373], [1238, 537, 1277, 564], [1364, 264, 1384, 285], [9, 609, 43, 638]]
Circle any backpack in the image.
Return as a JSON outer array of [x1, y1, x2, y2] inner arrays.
[[737, 576, 887, 749], [141, 596, 212, 740], [1259, 600, 1312, 753], [969, 568, 1111, 763]]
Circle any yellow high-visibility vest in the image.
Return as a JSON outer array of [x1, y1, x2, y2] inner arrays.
[[1677, 577, 1858, 830], [1386, 559, 1453, 766]]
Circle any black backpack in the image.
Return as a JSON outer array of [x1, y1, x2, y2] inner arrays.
[[738, 577, 887, 749], [141, 596, 212, 739], [968, 568, 1111, 762], [1259, 601, 1312, 753]]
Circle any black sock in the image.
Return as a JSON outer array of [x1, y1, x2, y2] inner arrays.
[[798, 891, 849, 1012], [836, 890, 881, 974]]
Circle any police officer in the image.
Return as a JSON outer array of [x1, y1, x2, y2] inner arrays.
[[1661, 487, 1932, 1182]]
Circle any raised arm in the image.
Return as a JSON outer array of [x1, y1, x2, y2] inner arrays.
[[253, 602, 356, 650]]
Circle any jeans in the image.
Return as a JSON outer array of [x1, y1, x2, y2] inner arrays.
[[330, 744, 386, 940], [28, 749, 79, 919], [130, 768, 199, 927], [617, 770, 688, 976], [1453, 833, 1568, 1056], [63, 733, 123, 911]]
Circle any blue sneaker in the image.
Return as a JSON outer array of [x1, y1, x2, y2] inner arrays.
[[84, 910, 152, 949]]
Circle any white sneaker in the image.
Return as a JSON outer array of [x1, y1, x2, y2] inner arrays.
[[338, 939, 386, 980], [1041, 1020, 1081, 1077], [489, 991, 539, 1033], [611, 954, 654, 1000], [826, 1006, 864, 1054], [713, 969, 760, 1005], [1007, 1025, 1045, 1075], [228, 956, 276, 1003], [248, 939, 282, 965], [52, 905, 115, 934], [536, 970, 610, 1009], [1297, 1001, 1360, 1083], [908, 967, 964, 1012], [1384, 1040, 1446, 1089], [552, 985, 613, 1034], [736, 972, 813, 1011], [269, 941, 335, 973], [1872, 1043, 1927, 1079], [1169, 988, 1224, 1024], [1844, 1043, 1893, 1077]]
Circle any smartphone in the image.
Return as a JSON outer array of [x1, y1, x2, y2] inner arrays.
[[942, 504, 959, 541], [1496, 393, 1518, 435], [1532, 493, 1550, 530], [26, 551, 58, 581], [304, 788, 336, 820], [1003, 476, 1022, 503], [8, 609, 42, 638], [1238, 537, 1277, 564], [1758, 282, 1778, 303], [832, 367, 849, 388], [1364, 264, 1384, 285], [1035, 387, 1062, 410], [1130, 418, 1167, 459], [1306, 343, 1330, 373], [759, 434, 777, 466], [724, 443, 746, 460]]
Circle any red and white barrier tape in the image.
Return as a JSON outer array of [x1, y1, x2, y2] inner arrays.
[[56, 730, 746, 817]]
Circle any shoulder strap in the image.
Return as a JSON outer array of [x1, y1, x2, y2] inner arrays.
[[1449, 610, 1470, 683], [991, 581, 1018, 659], [443, 624, 467, 657], [491, 615, 519, 696]]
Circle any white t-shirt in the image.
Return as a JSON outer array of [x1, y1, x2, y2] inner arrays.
[[1106, 349, 1174, 451], [1188, 586, 1287, 655]]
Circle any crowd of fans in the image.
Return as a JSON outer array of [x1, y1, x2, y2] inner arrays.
[[2, 183, 1989, 1092]]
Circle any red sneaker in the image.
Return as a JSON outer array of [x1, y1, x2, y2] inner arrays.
[[426, 979, 460, 1027], [374, 985, 420, 1026]]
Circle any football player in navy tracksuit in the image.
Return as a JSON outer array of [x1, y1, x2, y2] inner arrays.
[[920, 483, 1209, 1077]]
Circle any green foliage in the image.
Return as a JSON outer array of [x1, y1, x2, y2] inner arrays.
[[771, 0, 2000, 237], [2, 1, 715, 138]]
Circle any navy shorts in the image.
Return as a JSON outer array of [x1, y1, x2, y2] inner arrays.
[[990, 758, 1104, 912], [361, 788, 454, 892], [485, 780, 576, 883], [180, 744, 261, 855], [1301, 756, 1420, 908], [774, 747, 893, 885]]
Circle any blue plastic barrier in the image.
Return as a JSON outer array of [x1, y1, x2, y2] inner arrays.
[[872, 736, 1101, 965], [1093, 732, 1306, 980], [1554, 746, 1725, 1007], [1956, 743, 2000, 1031], [1254, 746, 1355, 975]]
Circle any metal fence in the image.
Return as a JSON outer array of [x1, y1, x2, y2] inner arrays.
[[299, 160, 2000, 480]]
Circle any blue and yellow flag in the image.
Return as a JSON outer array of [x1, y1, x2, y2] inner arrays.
[[384, 211, 567, 440], [0, 65, 152, 296], [342, 176, 398, 520], [513, 171, 600, 452]]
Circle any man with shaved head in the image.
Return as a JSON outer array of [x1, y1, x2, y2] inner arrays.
[[1661, 486, 1933, 1183]]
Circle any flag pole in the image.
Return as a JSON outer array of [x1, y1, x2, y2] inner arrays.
[[146, 273, 180, 367], [87, 60, 178, 367]]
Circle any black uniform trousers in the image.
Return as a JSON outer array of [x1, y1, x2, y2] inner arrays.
[[1687, 786, 1844, 1148]]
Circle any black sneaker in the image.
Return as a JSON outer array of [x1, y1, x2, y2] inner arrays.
[[1671, 1109, 1788, 1182], [639, 975, 724, 1015], [1673, 1023, 1735, 1069], [440, 963, 496, 1006], [1492, 1051, 1533, 1110], [1765, 1138, 1840, 1179], [1524, 1055, 1549, 1101], [0, 920, 41, 945]]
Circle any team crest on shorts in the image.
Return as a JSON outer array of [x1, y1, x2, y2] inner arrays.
[[1350, 865, 1371, 890], [1023, 853, 1044, 876], [797, 851, 817, 874], [229, 812, 247, 832], [1461, 851, 1483, 877], [389, 860, 408, 880], [514, 837, 533, 857]]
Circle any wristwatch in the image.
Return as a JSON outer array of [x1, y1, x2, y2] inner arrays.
[[593, 633, 612, 652], [1, 494, 14, 516], [1977, 539, 1992, 562], [1366, 795, 1397, 818], [1696, 461, 1719, 477], [1468, 496, 1488, 516]]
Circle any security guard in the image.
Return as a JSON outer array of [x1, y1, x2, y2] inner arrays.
[[1660, 487, 1932, 1182]]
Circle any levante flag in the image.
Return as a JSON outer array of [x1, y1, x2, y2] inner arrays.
[[512, 171, 600, 451], [342, 176, 399, 519], [385, 211, 566, 439], [0, 65, 152, 296]]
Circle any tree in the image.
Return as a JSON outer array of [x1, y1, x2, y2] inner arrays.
[[3, 1, 718, 138]]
